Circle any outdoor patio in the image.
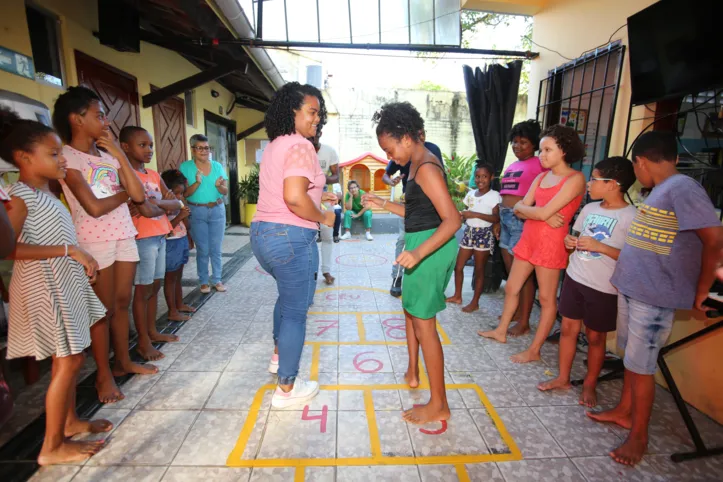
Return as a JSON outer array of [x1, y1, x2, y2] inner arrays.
[[19, 233, 723, 482]]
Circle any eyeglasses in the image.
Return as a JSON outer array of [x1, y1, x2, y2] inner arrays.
[[590, 177, 620, 185], [192, 146, 211, 152]]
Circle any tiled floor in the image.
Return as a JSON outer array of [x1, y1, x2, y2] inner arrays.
[[24, 234, 723, 481]]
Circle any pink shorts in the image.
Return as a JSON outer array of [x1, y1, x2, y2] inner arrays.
[[81, 237, 140, 271]]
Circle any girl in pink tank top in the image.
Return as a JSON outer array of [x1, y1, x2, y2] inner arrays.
[[480, 125, 586, 364]]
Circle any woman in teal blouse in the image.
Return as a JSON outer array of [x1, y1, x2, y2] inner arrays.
[[179, 134, 229, 293]]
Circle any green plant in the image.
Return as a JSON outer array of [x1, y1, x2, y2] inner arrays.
[[237, 165, 260, 204], [443, 152, 477, 184]]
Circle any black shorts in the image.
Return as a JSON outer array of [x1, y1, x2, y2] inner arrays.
[[558, 276, 618, 332]]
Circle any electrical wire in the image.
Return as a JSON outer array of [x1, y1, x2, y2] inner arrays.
[[531, 23, 627, 63]]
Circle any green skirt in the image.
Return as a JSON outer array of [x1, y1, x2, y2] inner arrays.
[[402, 228, 457, 319]]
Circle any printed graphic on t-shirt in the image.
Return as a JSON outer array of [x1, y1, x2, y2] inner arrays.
[[87, 161, 122, 199], [143, 180, 164, 221], [500, 170, 523, 192], [577, 213, 619, 260], [625, 204, 677, 256]]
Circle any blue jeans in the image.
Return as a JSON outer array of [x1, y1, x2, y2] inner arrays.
[[251, 222, 318, 385], [135, 235, 167, 285], [189, 203, 226, 285], [499, 206, 525, 254], [617, 295, 674, 375]]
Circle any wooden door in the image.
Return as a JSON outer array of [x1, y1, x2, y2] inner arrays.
[[74, 50, 140, 139], [151, 87, 187, 172]]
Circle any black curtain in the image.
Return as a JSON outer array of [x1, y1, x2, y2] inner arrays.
[[463, 60, 523, 178]]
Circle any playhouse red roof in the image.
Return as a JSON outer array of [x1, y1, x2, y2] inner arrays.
[[339, 152, 389, 168]]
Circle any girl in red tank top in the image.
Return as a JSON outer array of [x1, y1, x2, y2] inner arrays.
[[480, 125, 586, 364]]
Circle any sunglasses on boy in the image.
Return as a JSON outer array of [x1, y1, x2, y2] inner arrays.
[[590, 177, 620, 185]]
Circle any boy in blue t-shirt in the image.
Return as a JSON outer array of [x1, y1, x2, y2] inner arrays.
[[588, 132, 722, 466]]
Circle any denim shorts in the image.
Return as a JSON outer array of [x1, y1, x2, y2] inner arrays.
[[135, 235, 167, 285], [166, 236, 189, 272], [617, 294, 674, 375], [499, 206, 525, 254]]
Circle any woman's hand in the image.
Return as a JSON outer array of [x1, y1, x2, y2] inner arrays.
[[177, 206, 191, 220], [69, 245, 99, 284], [492, 223, 501, 240], [322, 210, 336, 227], [215, 177, 226, 188], [195, 170, 203, 184], [321, 192, 338, 203], [576, 236, 603, 253], [395, 249, 422, 270], [362, 193, 383, 208], [545, 212, 565, 228], [563, 234, 578, 250], [96, 131, 125, 161]]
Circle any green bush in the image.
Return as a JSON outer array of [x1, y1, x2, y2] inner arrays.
[[237, 165, 260, 204], [443, 152, 476, 211]]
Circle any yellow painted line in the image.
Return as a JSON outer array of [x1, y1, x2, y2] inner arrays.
[[294, 466, 304, 481], [226, 383, 522, 468], [306, 341, 409, 346], [363, 389, 382, 458], [356, 313, 367, 342], [418, 359, 429, 388], [455, 465, 471, 482], [310, 345, 320, 382]]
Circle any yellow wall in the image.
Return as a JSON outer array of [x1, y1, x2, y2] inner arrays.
[[0, 0, 264, 183], [530, 0, 723, 423]]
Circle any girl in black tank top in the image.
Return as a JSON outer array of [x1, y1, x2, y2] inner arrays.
[[362, 102, 461, 426]]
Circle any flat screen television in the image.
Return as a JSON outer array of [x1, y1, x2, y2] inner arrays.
[[627, 0, 723, 106]]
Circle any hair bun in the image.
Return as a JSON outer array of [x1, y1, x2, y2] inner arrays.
[[0, 106, 22, 142]]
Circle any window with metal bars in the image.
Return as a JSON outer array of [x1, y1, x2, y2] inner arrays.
[[536, 42, 626, 180]]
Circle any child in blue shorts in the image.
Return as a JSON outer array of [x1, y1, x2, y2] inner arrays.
[[588, 132, 723, 466], [161, 169, 196, 321]]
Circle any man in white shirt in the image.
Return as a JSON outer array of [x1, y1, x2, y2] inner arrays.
[[312, 131, 340, 285]]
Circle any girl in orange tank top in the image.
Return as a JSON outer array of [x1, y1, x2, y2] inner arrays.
[[479, 125, 586, 364]]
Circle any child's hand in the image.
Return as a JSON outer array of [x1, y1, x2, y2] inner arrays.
[[545, 212, 565, 228], [576, 236, 602, 252], [178, 206, 190, 220], [390, 174, 405, 186], [69, 246, 99, 283], [564, 234, 578, 250], [694, 290, 712, 312], [492, 223, 501, 240], [362, 193, 382, 208], [188, 237, 195, 250], [195, 170, 203, 184], [127, 200, 140, 217], [163, 190, 176, 201], [395, 249, 422, 270], [460, 210, 471, 219], [96, 131, 125, 161]]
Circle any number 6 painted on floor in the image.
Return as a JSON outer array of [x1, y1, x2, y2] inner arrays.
[[353, 351, 384, 373]]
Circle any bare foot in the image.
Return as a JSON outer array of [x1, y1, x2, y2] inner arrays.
[[65, 418, 113, 438], [323, 273, 335, 285], [37, 440, 105, 466], [402, 402, 451, 425], [510, 348, 540, 364], [579, 383, 598, 408], [150, 332, 180, 343], [586, 406, 632, 429], [95, 378, 124, 404], [445, 295, 462, 304], [507, 322, 530, 337], [113, 361, 159, 377], [610, 436, 647, 466], [178, 304, 196, 313], [136, 342, 165, 361], [478, 329, 507, 343], [167, 311, 190, 322], [462, 302, 479, 313], [404, 367, 420, 389], [537, 377, 571, 392]]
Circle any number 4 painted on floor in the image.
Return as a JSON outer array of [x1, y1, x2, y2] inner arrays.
[[302, 405, 328, 433]]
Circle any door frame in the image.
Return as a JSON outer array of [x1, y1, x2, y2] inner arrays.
[[203, 110, 239, 224], [150, 85, 188, 172]]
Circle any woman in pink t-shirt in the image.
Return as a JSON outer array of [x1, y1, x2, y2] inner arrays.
[[251, 82, 336, 409], [53, 86, 153, 405]]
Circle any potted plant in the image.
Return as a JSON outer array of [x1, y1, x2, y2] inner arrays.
[[236, 165, 259, 227]]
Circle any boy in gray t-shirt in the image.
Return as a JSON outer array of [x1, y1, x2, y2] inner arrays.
[[588, 132, 723, 467], [538, 157, 637, 410]]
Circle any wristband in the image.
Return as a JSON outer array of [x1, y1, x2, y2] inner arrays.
[[64, 244, 68, 257]]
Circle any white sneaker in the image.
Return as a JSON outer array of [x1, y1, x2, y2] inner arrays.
[[271, 378, 319, 408], [268, 353, 279, 374], [340, 232, 351, 240], [365, 232, 374, 241]]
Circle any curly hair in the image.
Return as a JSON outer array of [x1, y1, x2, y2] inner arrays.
[[474, 162, 495, 177], [161, 169, 188, 191], [509, 119, 542, 150], [594, 156, 636, 193], [540, 124, 586, 165], [0, 106, 55, 167], [264, 82, 327, 141], [371, 102, 424, 142], [52, 86, 102, 144]]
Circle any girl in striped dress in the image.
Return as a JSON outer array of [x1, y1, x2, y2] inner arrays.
[[0, 107, 110, 465]]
